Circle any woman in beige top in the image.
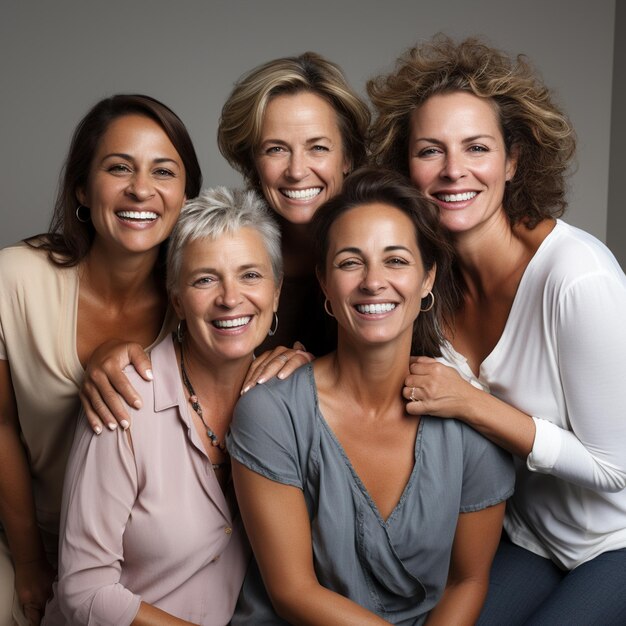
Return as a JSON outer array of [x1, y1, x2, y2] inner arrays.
[[0, 94, 201, 625]]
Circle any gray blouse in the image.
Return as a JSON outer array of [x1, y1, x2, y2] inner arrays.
[[228, 364, 514, 625]]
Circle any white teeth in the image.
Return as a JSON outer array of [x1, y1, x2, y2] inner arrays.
[[282, 187, 322, 200], [213, 316, 251, 329], [117, 210, 158, 220], [436, 192, 477, 203], [356, 303, 396, 314]]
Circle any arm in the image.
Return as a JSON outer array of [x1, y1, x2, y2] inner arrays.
[[232, 461, 390, 626], [241, 341, 314, 394], [57, 418, 193, 626], [0, 360, 54, 625], [80, 340, 153, 433], [426, 503, 505, 625], [131, 603, 195, 626], [403, 358, 536, 458], [406, 272, 626, 492]]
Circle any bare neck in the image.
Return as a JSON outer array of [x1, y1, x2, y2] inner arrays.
[[453, 215, 555, 301], [317, 331, 412, 412], [178, 343, 253, 422], [80, 238, 163, 305]]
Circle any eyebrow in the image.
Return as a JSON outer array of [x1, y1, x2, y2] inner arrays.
[[101, 152, 180, 164], [414, 134, 497, 144], [190, 262, 267, 274], [259, 136, 333, 146], [334, 245, 414, 256]]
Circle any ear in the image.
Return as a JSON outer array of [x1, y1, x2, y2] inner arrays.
[[273, 277, 283, 313], [505, 144, 519, 182], [171, 292, 185, 321], [76, 187, 87, 206], [421, 263, 437, 299], [315, 267, 328, 299], [342, 155, 351, 177]]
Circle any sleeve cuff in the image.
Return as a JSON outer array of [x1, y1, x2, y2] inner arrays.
[[527, 417, 562, 473]]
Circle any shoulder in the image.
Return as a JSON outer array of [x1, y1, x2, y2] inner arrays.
[[534, 221, 625, 288], [440, 419, 515, 511], [0, 242, 55, 278], [235, 363, 316, 425]]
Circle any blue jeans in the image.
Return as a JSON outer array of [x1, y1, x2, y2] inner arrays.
[[477, 534, 626, 625]]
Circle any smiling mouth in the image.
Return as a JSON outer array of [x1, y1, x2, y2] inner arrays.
[[212, 316, 252, 329], [281, 187, 322, 200], [434, 192, 478, 203], [355, 303, 397, 315], [116, 210, 158, 221]]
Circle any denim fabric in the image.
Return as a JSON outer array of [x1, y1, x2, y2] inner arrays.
[[478, 534, 626, 625]]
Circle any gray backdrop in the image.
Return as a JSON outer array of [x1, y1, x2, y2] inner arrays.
[[2, 1, 621, 266]]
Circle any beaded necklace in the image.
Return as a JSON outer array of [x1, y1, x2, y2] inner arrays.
[[179, 340, 229, 471]]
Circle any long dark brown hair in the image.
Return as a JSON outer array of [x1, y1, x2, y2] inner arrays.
[[27, 94, 202, 267]]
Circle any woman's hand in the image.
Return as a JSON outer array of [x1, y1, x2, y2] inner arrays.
[[80, 340, 153, 433], [14, 558, 55, 626], [241, 341, 314, 394], [403, 357, 480, 419], [405, 357, 536, 458]]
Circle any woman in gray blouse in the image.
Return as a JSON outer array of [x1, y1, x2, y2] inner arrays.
[[228, 168, 515, 625]]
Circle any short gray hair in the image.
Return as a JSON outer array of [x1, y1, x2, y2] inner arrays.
[[166, 187, 282, 295]]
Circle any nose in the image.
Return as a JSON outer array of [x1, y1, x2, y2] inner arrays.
[[440, 150, 466, 181], [285, 150, 308, 180], [360, 264, 386, 294], [126, 171, 155, 200], [216, 277, 242, 308]]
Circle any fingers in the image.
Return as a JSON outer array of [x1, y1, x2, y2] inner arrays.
[[128, 343, 154, 382], [80, 341, 149, 432], [241, 345, 314, 394], [79, 382, 128, 434]]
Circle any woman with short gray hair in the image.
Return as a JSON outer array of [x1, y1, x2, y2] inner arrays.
[[43, 188, 282, 625]]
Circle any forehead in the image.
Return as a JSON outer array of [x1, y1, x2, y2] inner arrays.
[[411, 91, 502, 135], [96, 114, 176, 154], [182, 227, 270, 266], [330, 202, 418, 247], [261, 91, 342, 137]]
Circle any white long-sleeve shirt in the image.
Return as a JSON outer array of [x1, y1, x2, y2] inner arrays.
[[442, 219, 626, 570]]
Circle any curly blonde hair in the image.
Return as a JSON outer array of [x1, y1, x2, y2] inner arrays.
[[218, 52, 370, 193], [367, 35, 576, 227]]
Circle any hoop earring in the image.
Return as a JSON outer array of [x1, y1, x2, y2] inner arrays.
[[75, 205, 90, 223], [176, 320, 185, 343], [324, 299, 335, 318], [268, 313, 279, 337], [420, 291, 435, 312]]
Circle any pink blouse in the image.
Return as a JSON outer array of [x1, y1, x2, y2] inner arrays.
[[43, 336, 248, 625]]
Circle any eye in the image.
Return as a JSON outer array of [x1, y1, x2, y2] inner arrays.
[[242, 271, 262, 282], [265, 145, 286, 155], [107, 163, 132, 174], [311, 144, 329, 152], [386, 256, 409, 267], [335, 257, 362, 270], [416, 147, 442, 158], [468, 145, 488, 153], [154, 168, 175, 178], [192, 276, 215, 288]]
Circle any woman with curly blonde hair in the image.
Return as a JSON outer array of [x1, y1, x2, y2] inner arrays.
[[369, 35, 626, 624]]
